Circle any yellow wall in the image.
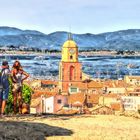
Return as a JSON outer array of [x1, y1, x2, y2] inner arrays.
[[107, 87, 126, 94], [61, 40, 78, 62], [99, 96, 118, 106], [62, 47, 78, 62]]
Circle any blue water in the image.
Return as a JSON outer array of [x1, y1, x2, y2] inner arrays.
[[0, 55, 140, 79]]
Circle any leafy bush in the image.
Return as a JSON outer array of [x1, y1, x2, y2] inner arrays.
[[5, 79, 33, 114], [22, 84, 33, 104]]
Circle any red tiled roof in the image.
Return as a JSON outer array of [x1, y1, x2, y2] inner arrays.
[[126, 76, 140, 80], [128, 92, 140, 96], [90, 105, 112, 112], [71, 82, 87, 89], [110, 103, 121, 111], [103, 80, 128, 88], [71, 80, 103, 89], [57, 109, 79, 115], [88, 81, 103, 88], [102, 93, 120, 99], [134, 88, 140, 92], [30, 97, 41, 108], [68, 93, 85, 105], [41, 80, 58, 85], [32, 90, 57, 99], [87, 94, 99, 104]]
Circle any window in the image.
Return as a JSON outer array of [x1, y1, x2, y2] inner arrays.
[[69, 66, 75, 80], [70, 55, 73, 60], [92, 90, 96, 93], [57, 99, 62, 104], [124, 104, 133, 109], [70, 87, 77, 92]]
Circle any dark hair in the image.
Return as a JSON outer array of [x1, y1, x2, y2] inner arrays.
[[2, 60, 8, 66], [12, 60, 23, 70]]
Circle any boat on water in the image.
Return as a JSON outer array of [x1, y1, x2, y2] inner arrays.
[[34, 55, 46, 60], [0, 55, 11, 62], [127, 63, 139, 69]]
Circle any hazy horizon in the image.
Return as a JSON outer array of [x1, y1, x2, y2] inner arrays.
[[0, 26, 140, 35]]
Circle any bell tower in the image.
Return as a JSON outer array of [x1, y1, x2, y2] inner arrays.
[[59, 33, 82, 93]]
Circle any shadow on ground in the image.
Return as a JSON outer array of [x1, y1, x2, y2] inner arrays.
[[0, 121, 73, 140]]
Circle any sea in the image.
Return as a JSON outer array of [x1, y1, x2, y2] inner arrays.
[[0, 54, 140, 80]]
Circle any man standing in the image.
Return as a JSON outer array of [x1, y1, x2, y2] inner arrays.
[[0, 61, 10, 116]]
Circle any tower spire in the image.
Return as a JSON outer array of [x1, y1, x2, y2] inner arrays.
[[68, 26, 73, 40], [68, 32, 72, 40]]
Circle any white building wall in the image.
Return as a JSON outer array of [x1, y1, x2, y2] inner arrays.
[[124, 76, 140, 86], [121, 96, 140, 111], [44, 96, 54, 113], [30, 108, 37, 114], [107, 88, 126, 94]]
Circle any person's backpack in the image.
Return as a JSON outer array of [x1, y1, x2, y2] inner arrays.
[[0, 72, 3, 92], [1, 68, 10, 89]]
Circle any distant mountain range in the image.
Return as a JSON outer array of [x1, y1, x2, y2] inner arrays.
[[0, 26, 140, 51]]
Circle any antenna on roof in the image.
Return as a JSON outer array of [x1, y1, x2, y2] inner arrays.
[[68, 25, 73, 40]]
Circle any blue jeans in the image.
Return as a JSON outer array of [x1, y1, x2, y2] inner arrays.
[[0, 85, 9, 100]]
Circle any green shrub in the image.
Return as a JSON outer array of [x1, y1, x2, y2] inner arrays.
[[22, 84, 33, 104], [5, 79, 33, 114]]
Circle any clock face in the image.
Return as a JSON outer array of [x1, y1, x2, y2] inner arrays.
[[69, 49, 75, 54]]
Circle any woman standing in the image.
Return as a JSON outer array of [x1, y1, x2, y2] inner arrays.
[[11, 60, 29, 114], [0, 61, 10, 116]]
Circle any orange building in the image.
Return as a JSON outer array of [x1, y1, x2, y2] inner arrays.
[[59, 34, 82, 93]]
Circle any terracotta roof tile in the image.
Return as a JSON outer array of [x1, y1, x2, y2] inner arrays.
[[126, 76, 140, 80], [57, 109, 79, 115], [90, 105, 112, 112], [102, 93, 120, 99], [30, 97, 41, 108], [87, 94, 99, 104], [41, 80, 58, 85], [71, 80, 103, 89], [103, 80, 128, 88], [32, 90, 57, 99], [110, 103, 121, 111], [71, 82, 87, 89], [68, 93, 85, 105], [88, 81, 103, 88]]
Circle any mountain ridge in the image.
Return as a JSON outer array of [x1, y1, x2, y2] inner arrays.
[[0, 26, 140, 51]]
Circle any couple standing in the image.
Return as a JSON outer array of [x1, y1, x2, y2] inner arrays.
[[0, 60, 29, 116]]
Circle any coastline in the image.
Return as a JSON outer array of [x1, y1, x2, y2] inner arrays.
[[1, 50, 140, 57], [0, 50, 139, 81]]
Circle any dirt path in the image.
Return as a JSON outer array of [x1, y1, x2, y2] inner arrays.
[[0, 115, 140, 140]]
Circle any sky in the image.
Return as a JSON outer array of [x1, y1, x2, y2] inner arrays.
[[0, 0, 140, 34]]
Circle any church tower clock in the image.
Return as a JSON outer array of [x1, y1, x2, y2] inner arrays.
[[59, 34, 82, 93]]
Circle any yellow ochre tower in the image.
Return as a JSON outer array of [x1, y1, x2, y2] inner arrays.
[[59, 33, 82, 93]]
